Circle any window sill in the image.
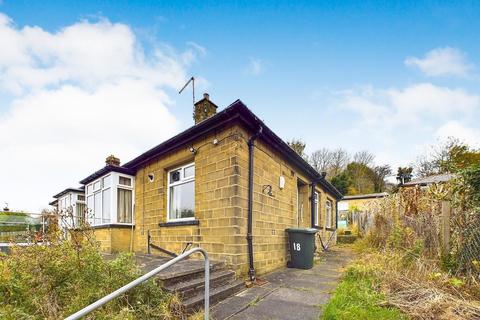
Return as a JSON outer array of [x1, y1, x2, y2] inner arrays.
[[312, 226, 336, 232], [159, 220, 199, 227], [91, 224, 135, 230]]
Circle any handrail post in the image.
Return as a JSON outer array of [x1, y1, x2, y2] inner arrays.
[[64, 247, 210, 320], [204, 250, 209, 318]]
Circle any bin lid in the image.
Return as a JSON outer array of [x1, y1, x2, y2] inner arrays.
[[285, 228, 318, 234]]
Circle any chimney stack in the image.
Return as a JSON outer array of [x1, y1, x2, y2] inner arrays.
[[193, 92, 218, 124], [106, 155, 121, 166]]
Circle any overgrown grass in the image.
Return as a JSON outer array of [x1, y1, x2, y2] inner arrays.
[[322, 263, 407, 320], [0, 236, 186, 319]]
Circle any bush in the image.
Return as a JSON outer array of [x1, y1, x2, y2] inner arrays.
[[0, 237, 183, 319]]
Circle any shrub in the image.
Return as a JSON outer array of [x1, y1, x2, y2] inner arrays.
[[0, 237, 182, 319]]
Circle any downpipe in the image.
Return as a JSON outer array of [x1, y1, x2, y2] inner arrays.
[[247, 126, 263, 282]]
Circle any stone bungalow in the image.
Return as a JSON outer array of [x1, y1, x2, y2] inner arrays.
[[52, 94, 342, 279]]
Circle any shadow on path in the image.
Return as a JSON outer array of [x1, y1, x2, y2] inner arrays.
[[212, 246, 356, 320]]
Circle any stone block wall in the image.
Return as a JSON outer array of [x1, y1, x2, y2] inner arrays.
[[234, 126, 338, 276], [133, 124, 246, 266]]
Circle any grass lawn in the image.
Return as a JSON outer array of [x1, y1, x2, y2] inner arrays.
[[322, 264, 407, 320]]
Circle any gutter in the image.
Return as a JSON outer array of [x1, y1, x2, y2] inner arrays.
[[247, 126, 263, 282]]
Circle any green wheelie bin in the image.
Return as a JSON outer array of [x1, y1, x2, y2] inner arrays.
[[286, 228, 318, 269]]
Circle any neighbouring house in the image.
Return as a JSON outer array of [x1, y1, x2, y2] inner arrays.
[[401, 173, 455, 189], [50, 187, 86, 228], [51, 94, 342, 279], [337, 192, 388, 229]]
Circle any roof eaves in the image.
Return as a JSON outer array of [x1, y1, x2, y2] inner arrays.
[[112, 98, 342, 199], [79, 165, 135, 185], [53, 187, 85, 199]]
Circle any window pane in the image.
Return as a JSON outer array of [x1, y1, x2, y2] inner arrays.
[[184, 165, 195, 178], [93, 181, 101, 191], [87, 185, 93, 195], [103, 175, 111, 188], [119, 176, 132, 186], [77, 195, 85, 201], [94, 192, 102, 225], [87, 195, 94, 224], [102, 189, 111, 223], [326, 201, 332, 227], [169, 180, 195, 220], [76, 203, 86, 226], [170, 170, 181, 183], [117, 189, 132, 223]]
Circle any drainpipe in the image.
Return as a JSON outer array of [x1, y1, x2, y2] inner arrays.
[[335, 199, 339, 230], [310, 181, 317, 228], [247, 126, 263, 282]]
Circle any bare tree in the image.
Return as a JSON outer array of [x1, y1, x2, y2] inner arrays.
[[414, 137, 463, 177], [329, 148, 350, 177], [353, 150, 375, 167], [415, 154, 440, 177], [372, 165, 392, 192], [310, 148, 333, 173]]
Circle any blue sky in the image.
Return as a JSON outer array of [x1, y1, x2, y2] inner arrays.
[[1, 1, 480, 210]]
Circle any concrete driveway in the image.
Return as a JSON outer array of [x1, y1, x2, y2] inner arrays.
[[211, 246, 355, 320]]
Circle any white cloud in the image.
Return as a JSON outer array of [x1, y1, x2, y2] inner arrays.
[[339, 83, 479, 128], [405, 47, 472, 77], [245, 58, 265, 76], [333, 83, 480, 168], [0, 13, 204, 211], [435, 121, 480, 147]]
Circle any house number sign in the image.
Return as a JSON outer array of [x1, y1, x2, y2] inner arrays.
[[292, 242, 301, 251]]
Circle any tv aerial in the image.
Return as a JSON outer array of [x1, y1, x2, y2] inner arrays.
[[179, 76, 195, 107]]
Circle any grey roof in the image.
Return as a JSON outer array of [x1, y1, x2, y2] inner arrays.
[[341, 192, 389, 200], [53, 186, 85, 199], [403, 173, 455, 186], [80, 99, 343, 199]]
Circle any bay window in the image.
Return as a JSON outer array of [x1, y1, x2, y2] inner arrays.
[[117, 188, 133, 223], [168, 163, 195, 221], [85, 173, 134, 226]]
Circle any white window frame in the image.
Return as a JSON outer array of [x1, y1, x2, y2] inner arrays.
[[326, 199, 333, 228], [85, 172, 135, 227], [313, 192, 320, 226], [75, 196, 86, 227], [167, 162, 195, 222], [117, 173, 134, 224]]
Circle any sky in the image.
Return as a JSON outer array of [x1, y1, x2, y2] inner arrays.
[[1, 1, 480, 211]]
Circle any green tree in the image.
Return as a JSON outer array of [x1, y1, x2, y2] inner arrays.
[[371, 165, 392, 192], [331, 171, 352, 195], [415, 138, 480, 176], [344, 162, 376, 195], [396, 167, 413, 185]]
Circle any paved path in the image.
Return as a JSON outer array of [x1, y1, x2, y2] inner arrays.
[[212, 246, 355, 320]]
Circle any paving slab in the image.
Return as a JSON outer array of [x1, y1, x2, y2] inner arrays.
[[211, 246, 355, 320]]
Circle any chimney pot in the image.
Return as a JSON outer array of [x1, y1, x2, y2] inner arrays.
[[203, 93, 209, 100], [106, 155, 121, 166]]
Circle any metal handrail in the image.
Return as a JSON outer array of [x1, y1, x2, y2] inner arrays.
[[65, 247, 210, 320]]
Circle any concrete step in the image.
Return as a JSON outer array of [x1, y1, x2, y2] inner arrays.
[[183, 280, 246, 312], [157, 261, 225, 287], [164, 269, 236, 299]]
